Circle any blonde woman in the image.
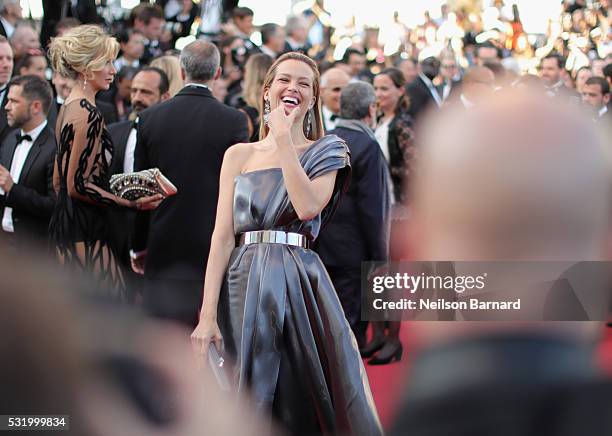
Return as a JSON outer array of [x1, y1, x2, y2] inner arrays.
[[191, 52, 382, 435], [238, 53, 273, 141], [151, 55, 183, 97], [48, 25, 162, 300]]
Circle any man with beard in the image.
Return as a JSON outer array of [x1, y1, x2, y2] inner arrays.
[[106, 67, 170, 296], [0, 75, 55, 251]]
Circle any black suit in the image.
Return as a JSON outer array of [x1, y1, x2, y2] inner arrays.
[[41, 0, 100, 47], [107, 120, 135, 262], [107, 120, 141, 296], [391, 333, 612, 436], [316, 123, 391, 345], [0, 90, 12, 146], [0, 124, 56, 249], [406, 75, 439, 122], [133, 85, 248, 326], [0, 20, 7, 38]]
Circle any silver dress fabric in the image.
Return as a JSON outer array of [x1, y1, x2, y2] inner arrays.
[[218, 135, 382, 435]]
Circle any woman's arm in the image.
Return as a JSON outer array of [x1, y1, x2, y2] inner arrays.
[[269, 107, 337, 221], [64, 112, 161, 210]]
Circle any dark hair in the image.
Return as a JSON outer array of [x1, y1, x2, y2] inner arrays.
[[260, 23, 280, 45], [232, 7, 254, 19], [116, 28, 143, 45], [542, 53, 565, 69], [15, 49, 46, 74], [130, 4, 163, 26], [378, 67, 409, 113], [8, 74, 53, 115], [482, 60, 505, 79], [585, 76, 610, 95], [342, 48, 365, 64], [475, 41, 502, 60], [137, 66, 169, 95], [116, 66, 139, 83], [603, 63, 612, 81]]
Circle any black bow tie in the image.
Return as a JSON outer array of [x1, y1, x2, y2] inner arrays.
[[15, 134, 32, 144], [330, 114, 338, 121]]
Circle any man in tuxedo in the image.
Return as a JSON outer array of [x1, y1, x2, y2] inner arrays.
[[320, 82, 391, 347], [406, 56, 442, 123], [391, 88, 612, 435], [107, 67, 170, 288], [320, 67, 350, 132], [444, 66, 494, 110], [0, 36, 13, 145], [581, 76, 611, 123], [0, 75, 55, 250], [0, 0, 21, 39], [40, 0, 99, 48], [132, 41, 248, 327], [259, 23, 285, 59], [283, 15, 311, 55], [540, 53, 580, 102], [131, 3, 165, 65]]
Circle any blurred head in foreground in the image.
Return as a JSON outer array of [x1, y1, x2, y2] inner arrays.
[[411, 87, 611, 262], [0, 248, 268, 436], [407, 86, 611, 341]]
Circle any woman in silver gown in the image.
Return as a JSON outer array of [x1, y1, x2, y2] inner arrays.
[[191, 52, 382, 435]]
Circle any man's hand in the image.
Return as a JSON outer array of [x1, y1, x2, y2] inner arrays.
[[0, 165, 14, 193]]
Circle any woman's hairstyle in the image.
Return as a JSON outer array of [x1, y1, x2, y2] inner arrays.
[[150, 55, 184, 97], [48, 25, 119, 81], [259, 52, 324, 141], [243, 53, 273, 109], [378, 67, 410, 114]]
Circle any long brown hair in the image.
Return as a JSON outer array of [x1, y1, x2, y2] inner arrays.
[[259, 52, 324, 141]]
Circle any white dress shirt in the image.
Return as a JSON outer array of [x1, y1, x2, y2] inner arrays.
[[2, 120, 47, 233], [322, 106, 338, 131], [124, 127, 137, 174], [0, 16, 15, 38]]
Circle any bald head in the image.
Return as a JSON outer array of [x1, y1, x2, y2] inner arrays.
[[10, 25, 39, 59], [320, 67, 350, 114], [412, 89, 611, 261]]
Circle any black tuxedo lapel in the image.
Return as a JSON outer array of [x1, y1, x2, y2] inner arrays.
[[1, 132, 17, 169], [18, 127, 50, 183]]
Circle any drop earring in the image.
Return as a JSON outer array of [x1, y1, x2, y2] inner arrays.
[[82, 76, 87, 91], [306, 108, 313, 137], [263, 99, 271, 126]]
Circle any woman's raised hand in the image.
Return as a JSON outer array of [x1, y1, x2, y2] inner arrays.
[[267, 105, 300, 140]]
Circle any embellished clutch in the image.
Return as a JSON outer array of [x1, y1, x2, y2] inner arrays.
[[109, 168, 177, 201]]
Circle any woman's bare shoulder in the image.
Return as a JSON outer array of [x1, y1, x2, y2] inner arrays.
[[223, 142, 255, 172]]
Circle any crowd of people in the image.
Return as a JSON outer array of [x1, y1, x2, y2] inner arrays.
[[1, 0, 612, 435]]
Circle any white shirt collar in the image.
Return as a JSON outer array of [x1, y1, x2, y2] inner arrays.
[[184, 82, 210, 91], [598, 105, 608, 118], [260, 45, 277, 58], [21, 120, 47, 143]]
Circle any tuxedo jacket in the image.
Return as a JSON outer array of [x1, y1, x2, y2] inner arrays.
[[0, 125, 56, 245], [406, 76, 438, 122], [315, 126, 390, 268], [107, 120, 135, 266], [0, 94, 12, 146], [0, 20, 7, 38], [133, 85, 248, 281]]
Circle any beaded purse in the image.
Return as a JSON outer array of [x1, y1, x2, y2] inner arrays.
[[109, 168, 177, 201]]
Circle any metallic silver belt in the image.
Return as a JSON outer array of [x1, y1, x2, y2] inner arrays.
[[239, 230, 310, 249]]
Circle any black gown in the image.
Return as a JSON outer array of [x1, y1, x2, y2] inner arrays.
[[218, 135, 382, 435], [50, 99, 127, 299]]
